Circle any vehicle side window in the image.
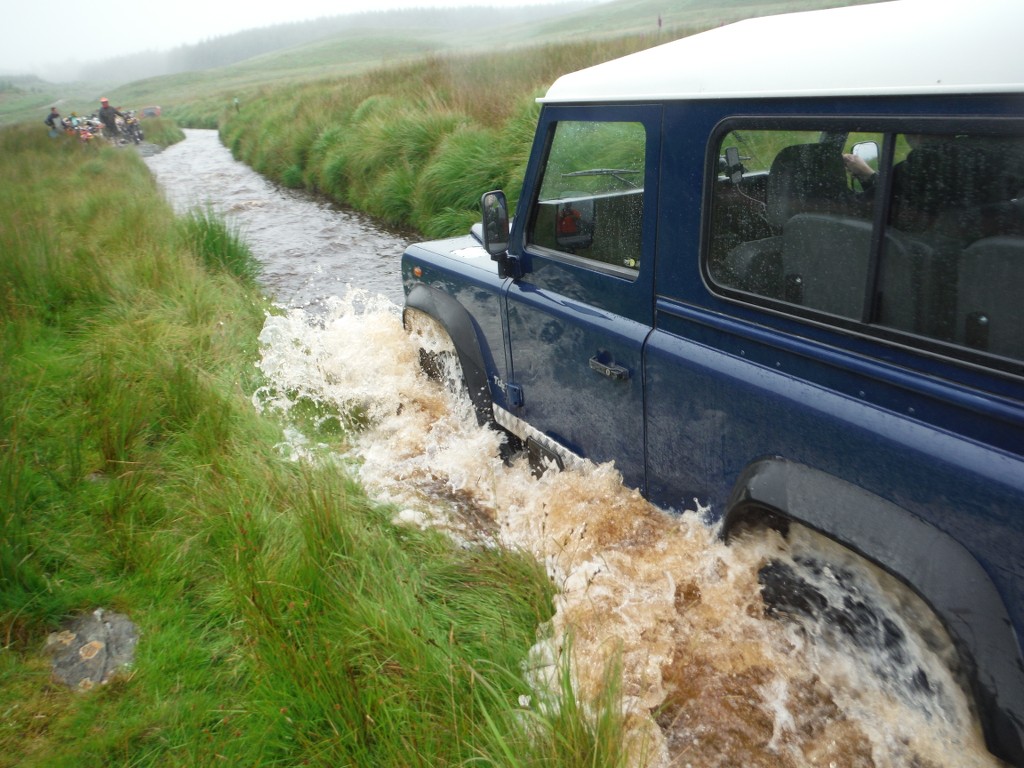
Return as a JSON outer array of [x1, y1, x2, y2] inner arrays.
[[707, 127, 1024, 363], [708, 129, 881, 318], [527, 120, 645, 272]]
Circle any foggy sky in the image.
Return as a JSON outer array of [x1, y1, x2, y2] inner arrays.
[[4, 0, 576, 81]]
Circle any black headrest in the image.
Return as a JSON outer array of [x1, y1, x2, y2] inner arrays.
[[766, 143, 849, 227]]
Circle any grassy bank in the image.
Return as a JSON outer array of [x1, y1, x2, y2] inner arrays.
[[216, 33, 685, 238], [138, 116, 187, 146], [0, 125, 626, 767]]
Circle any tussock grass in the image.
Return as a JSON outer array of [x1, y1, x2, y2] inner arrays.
[[216, 33, 688, 238], [0, 124, 628, 768], [139, 117, 186, 146], [177, 207, 261, 284]]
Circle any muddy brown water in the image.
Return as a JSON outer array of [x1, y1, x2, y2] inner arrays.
[[146, 130, 1000, 768]]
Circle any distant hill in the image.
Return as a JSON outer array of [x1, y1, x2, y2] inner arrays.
[[112, 0, 884, 104], [0, 75, 49, 90], [76, 4, 595, 85]]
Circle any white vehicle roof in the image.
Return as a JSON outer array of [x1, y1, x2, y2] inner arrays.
[[541, 0, 1024, 103]]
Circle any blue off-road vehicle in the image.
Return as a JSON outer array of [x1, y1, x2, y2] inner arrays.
[[401, 1, 1024, 762]]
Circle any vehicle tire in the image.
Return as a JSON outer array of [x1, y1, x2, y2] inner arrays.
[[404, 309, 465, 393], [403, 307, 522, 459], [732, 518, 983, 752]]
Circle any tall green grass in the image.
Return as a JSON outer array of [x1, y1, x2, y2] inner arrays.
[[177, 207, 261, 284], [0, 125, 627, 767], [139, 116, 187, 146], [217, 34, 690, 238]]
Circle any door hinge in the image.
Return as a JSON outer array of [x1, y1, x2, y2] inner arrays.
[[504, 254, 523, 280], [506, 383, 524, 408]]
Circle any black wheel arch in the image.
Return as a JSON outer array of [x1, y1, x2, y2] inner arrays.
[[722, 457, 1024, 767], [403, 283, 495, 427]]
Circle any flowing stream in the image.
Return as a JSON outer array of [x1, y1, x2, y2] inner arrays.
[[145, 130, 1000, 768], [145, 129, 406, 310]]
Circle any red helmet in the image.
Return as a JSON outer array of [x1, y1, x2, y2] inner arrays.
[[100, 97, 109, 104]]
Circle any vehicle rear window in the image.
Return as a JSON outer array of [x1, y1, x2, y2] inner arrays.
[[707, 126, 1024, 364]]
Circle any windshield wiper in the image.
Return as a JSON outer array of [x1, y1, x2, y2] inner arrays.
[[562, 168, 642, 188]]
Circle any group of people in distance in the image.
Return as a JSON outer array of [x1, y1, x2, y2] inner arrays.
[[44, 97, 128, 142]]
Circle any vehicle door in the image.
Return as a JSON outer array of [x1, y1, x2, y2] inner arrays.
[[503, 105, 660, 489]]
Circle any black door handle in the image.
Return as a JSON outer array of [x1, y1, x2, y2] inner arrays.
[[589, 356, 630, 381]]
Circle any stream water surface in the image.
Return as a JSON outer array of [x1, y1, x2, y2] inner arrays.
[[145, 130, 1001, 768]]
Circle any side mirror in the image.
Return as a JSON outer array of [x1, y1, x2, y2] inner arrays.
[[849, 141, 880, 191], [852, 140, 879, 166], [480, 190, 510, 258]]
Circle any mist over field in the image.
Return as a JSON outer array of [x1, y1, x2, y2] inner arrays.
[[0, 0, 885, 131], [46, 4, 596, 84], [1, 0, 601, 82], [1, 0, 882, 85]]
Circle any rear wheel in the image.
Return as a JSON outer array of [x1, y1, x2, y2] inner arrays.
[[733, 518, 984, 754]]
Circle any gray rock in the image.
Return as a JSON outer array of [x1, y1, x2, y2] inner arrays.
[[45, 608, 139, 691]]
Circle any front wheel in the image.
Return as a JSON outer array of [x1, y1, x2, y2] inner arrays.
[[404, 309, 465, 394], [403, 307, 520, 460]]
